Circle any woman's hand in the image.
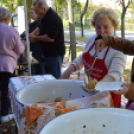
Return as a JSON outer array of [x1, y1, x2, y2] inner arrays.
[[60, 64, 76, 79], [95, 39, 106, 53], [60, 69, 72, 79], [112, 83, 130, 95], [82, 79, 98, 94], [82, 85, 98, 94]]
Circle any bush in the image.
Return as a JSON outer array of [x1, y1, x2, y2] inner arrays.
[[63, 19, 69, 27], [117, 23, 121, 30], [117, 22, 134, 31], [125, 23, 134, 31]]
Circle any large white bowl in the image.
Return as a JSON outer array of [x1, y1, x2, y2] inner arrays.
[[40, 108, 134, 134], [16, 80, 88, 105]]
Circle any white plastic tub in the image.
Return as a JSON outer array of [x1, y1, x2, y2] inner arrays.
[[40, 108, 134, 134], [16, 80, 88, 105]]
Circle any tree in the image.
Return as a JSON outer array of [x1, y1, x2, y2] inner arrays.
[[128, 1, 134, 23], [80, 0, 89, 37], [68, 0, 76, 61], [16, 0, 34, 23], [53, 0, 80, 60], [3, 0, 34, 25], [116, 0, 133, 38], [51, 0, 67, 13], [85, 1, 102, 29], [26, 0, 33, 23], [2, 0, 18, 27]]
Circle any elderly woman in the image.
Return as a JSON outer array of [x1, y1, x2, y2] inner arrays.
[[0, 7, 25, 123], [61, 7, 127, 108]]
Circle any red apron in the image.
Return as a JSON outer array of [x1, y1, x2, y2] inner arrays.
[[82, 42, 121, 108]]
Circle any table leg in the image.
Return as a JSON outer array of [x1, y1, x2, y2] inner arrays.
[[19, 65, 20, 76], [15, 125, 18, 134]]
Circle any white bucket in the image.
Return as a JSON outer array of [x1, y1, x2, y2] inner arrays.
[[15, 80, 88, 105], [40, 108, 134, 134]]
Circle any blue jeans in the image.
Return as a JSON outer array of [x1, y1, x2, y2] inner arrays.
[[31, 63, 45, 75], [44, 56, 64, 79]]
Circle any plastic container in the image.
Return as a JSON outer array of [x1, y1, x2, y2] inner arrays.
[[40, 108, 134, 134], [15, 80, 88, 105]]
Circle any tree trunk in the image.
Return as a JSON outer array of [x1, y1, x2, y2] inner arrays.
[[11, 17, 14, 27], [80, 0, 89, 37], [121, 11, 125, 38], [80, 15, 84, 37], [26, 0, 33, 23], [27, 11, 31, 23], [68, 0, 76, 61], [120, 0, 132, 38], [56, 5, 57, 12], [85, 12, 88, 27]]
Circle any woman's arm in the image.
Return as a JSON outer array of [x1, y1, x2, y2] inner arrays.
[[104, 51, 127, 82], [60, 64, 76, 79], [60, 54, 84, 79], [30, 27, 39, 36], [13, 32, 25, 55], [61, 36, 95, 79]]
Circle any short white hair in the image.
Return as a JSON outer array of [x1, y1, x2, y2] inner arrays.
[[91, 7, 119, 27], [0, 7, 12, 21], [33, 0, 49, 10]]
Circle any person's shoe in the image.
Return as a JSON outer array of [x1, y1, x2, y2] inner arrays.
[[1, 114, 14, 123]]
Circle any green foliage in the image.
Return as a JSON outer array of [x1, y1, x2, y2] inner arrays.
[[125, 23, 134, 31], [2, 0, 34, 14], [2, 0, 17, 13], [63, 19, 69, 26], [72, 0, 81, 8], [55, 0, 81, 17], [113, 22, 134, 31], [117, 22, 121, 30], [114, 9, 121, 19], [15, 0, 23, 6]]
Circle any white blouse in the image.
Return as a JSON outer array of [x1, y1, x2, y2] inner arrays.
[[71, 34, 127, 81]]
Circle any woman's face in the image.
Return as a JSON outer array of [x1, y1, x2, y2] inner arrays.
[[31, 9, 38, 21], [95, 17, 116, 36]]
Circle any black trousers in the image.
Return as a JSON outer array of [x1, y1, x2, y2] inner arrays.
[[0, 72, 14, 116]]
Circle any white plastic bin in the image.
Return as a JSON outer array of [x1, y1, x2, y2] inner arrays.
[[16, 80, 88, 105], [40, 108, 134, 134]]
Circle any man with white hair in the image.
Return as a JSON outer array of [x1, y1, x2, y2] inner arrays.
[[30, 0, 65, 79]]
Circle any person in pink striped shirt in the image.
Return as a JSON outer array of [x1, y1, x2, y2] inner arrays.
[[0, 7, 25, 123]]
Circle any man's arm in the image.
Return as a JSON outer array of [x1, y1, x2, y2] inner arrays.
[[30, 34, 54, 44]]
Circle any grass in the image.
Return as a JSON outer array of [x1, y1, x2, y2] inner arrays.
[[123, 69, 131, 82], [64, 26, 95, 31], [64, 33, 88, 42]]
